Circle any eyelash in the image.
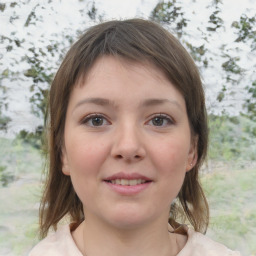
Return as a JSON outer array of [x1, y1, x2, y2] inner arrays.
[[80, 113, 175, 127], [80, 113, 110, 127], [147, 113, 175, 127]]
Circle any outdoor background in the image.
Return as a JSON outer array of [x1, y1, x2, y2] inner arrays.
[[0, 0, 256, 255]]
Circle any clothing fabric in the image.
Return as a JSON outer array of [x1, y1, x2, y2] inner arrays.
[[29, 224, 241, 256]]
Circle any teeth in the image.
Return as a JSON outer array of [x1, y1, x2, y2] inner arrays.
[[121, 179, 127, 185], [109, 179, 147, 185]]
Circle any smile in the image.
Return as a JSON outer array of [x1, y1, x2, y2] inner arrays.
[[104, 172, 152, 195], [107, 179, 148, 186], [104, 178, 152, 195]]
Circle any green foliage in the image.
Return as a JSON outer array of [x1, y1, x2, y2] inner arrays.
[[15, 126, 44, 150], [24, 4, 39, 27], [0, 115, 11, 131], [230, 13, 256, 120], [232, 14, 256, 48], [23, 46, 54, 118], [185, 43, 208, 67], [87, 1, 97, 21], [221, 56, 242, 75], [0, 165, 15, 186], [216, 90, 225, 102], [0, 3, 6, 12], [207, 1, 224, 32], [208, 114, 256, 161], [150, 0, 188, 37], [243, 80, 256, 121], [0, 136, 44, 188], [0, 72, 11, 131]]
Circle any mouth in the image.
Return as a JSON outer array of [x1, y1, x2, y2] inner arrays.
[[103, 172, 153, 192], [104, 173, 152, 195], [105, 179, 150, 186]]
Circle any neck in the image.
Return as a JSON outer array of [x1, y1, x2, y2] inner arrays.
[[74, 216, 182, 256]]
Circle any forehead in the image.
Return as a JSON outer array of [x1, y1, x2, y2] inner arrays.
[[88, 56, 164, 77], [68, 56, 187, 114], [77, 56, 177, 93]]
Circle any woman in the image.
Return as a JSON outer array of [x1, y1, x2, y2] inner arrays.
[[29, 19, 241, 255]]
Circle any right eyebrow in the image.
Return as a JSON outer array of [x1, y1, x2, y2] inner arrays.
[[74, 98, 112, 109]]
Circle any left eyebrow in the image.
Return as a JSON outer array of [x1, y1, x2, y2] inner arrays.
[[141, 98, 183, 111]]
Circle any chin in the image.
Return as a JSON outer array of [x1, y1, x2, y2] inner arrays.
[[102, 207, 155, 230]]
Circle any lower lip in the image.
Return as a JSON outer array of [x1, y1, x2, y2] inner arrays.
[[104, 181, 152, 195]]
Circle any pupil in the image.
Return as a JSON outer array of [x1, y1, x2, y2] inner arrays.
[[153, 117, 163, 126], [92, 117, 103, 126]]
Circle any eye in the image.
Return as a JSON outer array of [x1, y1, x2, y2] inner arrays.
[[81, 114, 110, 127], [147, 114, 174, 127]]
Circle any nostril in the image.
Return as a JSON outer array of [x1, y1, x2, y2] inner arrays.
[[114, 154, 142, 160]]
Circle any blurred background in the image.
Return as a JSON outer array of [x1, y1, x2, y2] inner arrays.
[[0, 0, 256, 255]]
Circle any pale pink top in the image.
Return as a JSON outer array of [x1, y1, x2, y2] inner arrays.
[[29, 224, 241, 256]]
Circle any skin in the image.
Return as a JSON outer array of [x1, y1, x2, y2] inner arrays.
[[62, 56, 197, 256]]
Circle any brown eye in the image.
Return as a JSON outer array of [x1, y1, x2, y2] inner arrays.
[[147, 114, 174, 127], [91, 116, 104, 126], [81, 114, 110, 127], [152, 117, 164, 126]]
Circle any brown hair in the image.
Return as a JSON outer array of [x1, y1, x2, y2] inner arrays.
[[39, 18, 209, 238]]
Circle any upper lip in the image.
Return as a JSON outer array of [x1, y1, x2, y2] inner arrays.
[[104, 172, 152, 181]]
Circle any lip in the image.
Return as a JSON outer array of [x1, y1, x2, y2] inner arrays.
[[104, 172, 152, 181], [103, 172, 153, 196]]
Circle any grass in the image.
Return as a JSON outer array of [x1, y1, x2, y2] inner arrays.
[[0, 137, 42, 255], [202, 167, 256, 255], [0, 136, 255, 255]]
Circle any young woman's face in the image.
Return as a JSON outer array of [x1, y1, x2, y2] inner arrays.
[[62, 56, 197, 229]]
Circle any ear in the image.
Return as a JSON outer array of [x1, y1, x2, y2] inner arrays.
[[61, 148, 71, 176], [186, 135, 198, 172]]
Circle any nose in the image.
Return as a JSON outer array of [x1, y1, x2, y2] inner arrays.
[[111, 123, 146, 162]]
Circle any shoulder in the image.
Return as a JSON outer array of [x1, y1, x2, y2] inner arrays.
[[178, 228, 242, 256], [28, 224, 82, 256]]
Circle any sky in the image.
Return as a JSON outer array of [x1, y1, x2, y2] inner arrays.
[[1, 0, 256, 135]]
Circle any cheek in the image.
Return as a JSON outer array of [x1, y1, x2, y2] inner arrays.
[[150, 137, 190, 174], [147, 138, 189, 208], [65, 138, 110, 201], [65, 136, 109, 175]]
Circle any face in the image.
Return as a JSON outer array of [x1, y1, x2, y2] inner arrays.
[[62, 56, 197, 230]]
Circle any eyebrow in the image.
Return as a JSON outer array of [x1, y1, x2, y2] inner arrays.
[[74, 97, 183, 111], [141, 98, 182, 110], [74, 98, 112, 109]]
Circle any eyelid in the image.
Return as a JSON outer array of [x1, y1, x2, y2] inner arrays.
[[146, 113, 175, 126], [80, 113, 111, 126]]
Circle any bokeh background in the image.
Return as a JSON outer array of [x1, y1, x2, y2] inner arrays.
[[0, 0, 256, 255]]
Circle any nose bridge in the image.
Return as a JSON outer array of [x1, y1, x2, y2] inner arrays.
[[111, 118, 145, 160]]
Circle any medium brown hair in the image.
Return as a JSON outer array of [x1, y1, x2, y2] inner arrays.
[[39, 18, 209, 238]]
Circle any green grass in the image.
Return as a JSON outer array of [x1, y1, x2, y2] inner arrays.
[[202, 168, 256, 255], [0, 137, 43, 255]]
